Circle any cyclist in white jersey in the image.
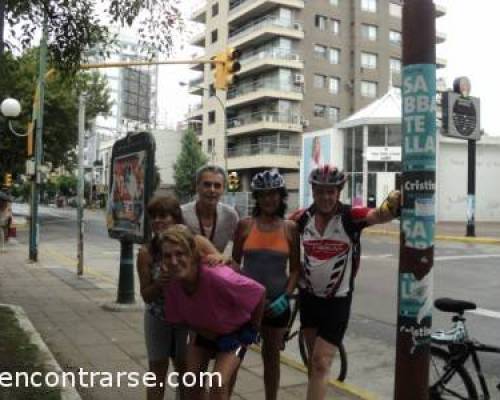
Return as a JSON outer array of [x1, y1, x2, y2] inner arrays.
[[289, 164, 401, 400]]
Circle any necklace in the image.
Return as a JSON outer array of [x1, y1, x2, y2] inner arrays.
[[195, 202, 217, 242]]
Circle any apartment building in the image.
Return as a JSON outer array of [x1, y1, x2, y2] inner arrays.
[[187, 0, 446, 193]]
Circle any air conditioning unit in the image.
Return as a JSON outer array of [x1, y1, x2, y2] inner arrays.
[[293, 22, 303, 31], [294, 74, 305, 85], [301, 118, 310, 128]]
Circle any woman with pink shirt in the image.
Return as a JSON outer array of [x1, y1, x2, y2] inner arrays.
[[160, 224, 266, 400]]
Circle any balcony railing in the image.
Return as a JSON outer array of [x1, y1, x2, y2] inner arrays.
[[228, 111, 300, 128], [228, 15, 301, 42], [227, 79, 302, 99], [229, 0, 248, 11], [240, 47, 301, 65], [189, 76, 204, 88], [188, 103, 203, 113], [227, 143, 301, 157]]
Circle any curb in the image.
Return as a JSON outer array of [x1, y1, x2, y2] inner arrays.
[[365, 228, 500, 245], [0, 304, 82, 400], [249, 346, 378, 400]]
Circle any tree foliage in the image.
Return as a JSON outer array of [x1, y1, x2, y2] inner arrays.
[[0, 49, 112, 180], [173, 129, 208, 202], [1, 0, 183, 72]]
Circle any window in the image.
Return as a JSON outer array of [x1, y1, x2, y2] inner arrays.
[[314, 104, 326, 118], [389, 30, 402, 45], [361, 0, 377, 12], [314, 74, 327, 89], [390, 58, 401, 73], [327, 106, 340, 122], [208, 111, 216, 124], [328, 77, 340, 94], [211, 29, 218, 43], [330, 19, 340, 35], [328, 48, 340, 64], [314, 44, 327, 59], [207, 138, 215, 153], [209, 84, 216, 97], [361, 52, 378, 69], [361, 81, 377, 98], [212, 3, 219, 16], [361, 24, 378, 41], [389, 3, 402, 18], [315, 15, 328, 31], [329, 0, 339, 5]]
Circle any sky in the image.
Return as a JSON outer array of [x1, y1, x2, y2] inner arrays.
[[158, 0, 500, 135]]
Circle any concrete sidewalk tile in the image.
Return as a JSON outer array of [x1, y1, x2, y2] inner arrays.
[[78, 343, 132, 363], [66, 326, 110, 346], [233, 368, 264, 395]]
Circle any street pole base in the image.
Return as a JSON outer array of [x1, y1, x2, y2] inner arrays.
[[466, 224, 475, 237], [101, 301, 144, 312]]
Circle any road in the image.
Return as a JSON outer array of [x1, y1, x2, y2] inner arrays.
[[13, 205, 500, 398]]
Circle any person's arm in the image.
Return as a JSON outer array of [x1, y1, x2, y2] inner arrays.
[[249, 290, 266, 330], [136, 247, 163, 304], [284, 220, 301, 296], [194, 234, 228, 265], [231, 218, 252, 269], [364, 190, 401, 226]]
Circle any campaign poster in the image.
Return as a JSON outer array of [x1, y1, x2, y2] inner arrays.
[[302, 134, 331, 207]]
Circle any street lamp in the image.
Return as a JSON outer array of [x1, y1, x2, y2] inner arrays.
[[0, 98, 28, 137], [179, 81, 228, 171]]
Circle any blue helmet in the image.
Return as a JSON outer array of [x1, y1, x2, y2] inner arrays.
[[251, 169, 286, 192]]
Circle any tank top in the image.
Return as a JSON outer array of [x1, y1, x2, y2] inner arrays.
[[242, 220, 289, 300]]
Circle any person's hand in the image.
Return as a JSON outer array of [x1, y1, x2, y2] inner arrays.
[[379, 190, 401, 219], [265, 293, 289, 318], [215, 334, 241, 352], [203, 253, 225, 266], [157, 265, 171, 285]]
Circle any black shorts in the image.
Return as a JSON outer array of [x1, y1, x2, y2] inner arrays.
[[194, 334, 247, 360], [299, 290, 352, 347], [262, 306, 291, 328]]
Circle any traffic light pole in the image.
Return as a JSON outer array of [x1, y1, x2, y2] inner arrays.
[[466, 139, 476, 237], [394, 1, 436, 399], [29, 11, 48, 262]]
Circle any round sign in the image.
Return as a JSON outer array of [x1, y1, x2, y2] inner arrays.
[[452, 97, 477, 137], [453, 76, 471, 97]]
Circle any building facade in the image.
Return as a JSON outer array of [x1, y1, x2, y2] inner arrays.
[[187, 0, 446, 194]]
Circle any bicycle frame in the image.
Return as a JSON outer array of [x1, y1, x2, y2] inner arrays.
[[468, 341, 500, 398]]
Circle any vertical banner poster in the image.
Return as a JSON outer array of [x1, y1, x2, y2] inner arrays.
[[107, 131, 156, 244], [302, 134, 331, 207]]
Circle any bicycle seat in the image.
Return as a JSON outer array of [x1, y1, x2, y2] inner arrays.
[[434, 298, 476, 314]]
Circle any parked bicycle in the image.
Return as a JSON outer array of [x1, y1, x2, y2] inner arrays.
[[429, 297, 500, 399], [282, 292, 348, 382]]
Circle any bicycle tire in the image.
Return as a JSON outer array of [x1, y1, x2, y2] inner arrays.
[[298, 329, 348, 382], [429, 346, 478, 399]]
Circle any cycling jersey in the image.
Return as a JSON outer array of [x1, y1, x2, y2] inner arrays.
[[291, 204, 370, 298]]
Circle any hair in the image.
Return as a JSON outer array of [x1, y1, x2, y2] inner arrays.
[[158, 224, 201, 267], [195, 164, 227, 186], [252, 187, 288, 218], [147, 195, 184, 224]]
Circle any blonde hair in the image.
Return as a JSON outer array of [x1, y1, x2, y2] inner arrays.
[[158, 224, 201, 264]]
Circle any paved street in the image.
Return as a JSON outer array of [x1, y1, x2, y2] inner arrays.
[[6, 204, 500, 399]]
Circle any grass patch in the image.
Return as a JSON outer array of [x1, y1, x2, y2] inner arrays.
[[0, 306, 61, 400]]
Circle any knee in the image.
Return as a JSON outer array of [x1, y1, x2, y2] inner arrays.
[[309, 353, 334, 377]]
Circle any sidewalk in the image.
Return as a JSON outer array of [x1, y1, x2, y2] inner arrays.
[[0, 242, 359, 400]]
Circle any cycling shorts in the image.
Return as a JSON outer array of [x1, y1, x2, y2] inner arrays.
[[262, 306, 291, 328], [299, 290, 352, 347], [194, 334, 247, 360]]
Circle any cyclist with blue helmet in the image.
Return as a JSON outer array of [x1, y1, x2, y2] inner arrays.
[[232, 169, 300, 400]]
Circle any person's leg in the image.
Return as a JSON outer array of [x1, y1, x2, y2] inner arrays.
[[172, 327, 189, 400], [148, 359, 169, 400], [260, 326, 286, 400], [184, 338, 213, 400], [301, 327, 318, 373], [306, 336, 337, 400], [209, 350, 243, 400]]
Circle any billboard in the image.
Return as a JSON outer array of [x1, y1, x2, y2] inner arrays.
[[121, 67, 152, 123], [302, 134, 331, 208]]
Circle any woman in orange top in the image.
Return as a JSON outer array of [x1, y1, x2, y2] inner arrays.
[[232, 169, 300, 400]]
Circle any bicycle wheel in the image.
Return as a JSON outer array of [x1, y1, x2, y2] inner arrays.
[[429, 346, 478, 399], [298, 329, 348, 382]]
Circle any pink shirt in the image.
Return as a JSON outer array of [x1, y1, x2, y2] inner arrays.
[[164, 265, 265, 335]]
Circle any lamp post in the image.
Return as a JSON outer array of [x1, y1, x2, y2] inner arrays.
[[180, 82, 227, 171]]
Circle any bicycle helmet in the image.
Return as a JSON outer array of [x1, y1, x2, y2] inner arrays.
[[251, 169, 286, 191], [308, 165, 347, 187]]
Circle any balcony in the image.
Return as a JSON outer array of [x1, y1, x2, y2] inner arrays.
[[227, 111, 302, 135], [436, 57, 447, 69], [227, 143, 300, 170], [228, 0, 304, 25], [186, 103, 203, 120], [435, 3, 446, 18], [190, 31, 206, 47], [191, 3, 207, 23], [228, 16, 304, 49], [226, 79, 303, 108], [436, 31, 446, 44], [188, 76, 204, 95], [239, 48, 303, 77]]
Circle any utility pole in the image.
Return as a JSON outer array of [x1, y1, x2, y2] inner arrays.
[[466, 134, 476, 237], [0, 0, 5, 57], [394, 1, 436, 399], [29, 10, 48, 262], [77, 94, 86, 276]]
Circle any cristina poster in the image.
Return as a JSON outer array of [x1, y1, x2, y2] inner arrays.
[[302, 134, 331, 207]]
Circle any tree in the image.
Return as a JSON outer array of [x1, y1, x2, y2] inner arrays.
[[0, 0, 183, 72], [173, 129, 208, 202], [0, 49, 112, 179]]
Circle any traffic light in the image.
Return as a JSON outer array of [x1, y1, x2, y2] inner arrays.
[[213, 48, 241, 90], [228, 171, 240, 192], [4, 173, 12, 187]]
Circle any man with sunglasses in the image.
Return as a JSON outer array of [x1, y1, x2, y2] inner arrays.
[[182, 165, 239, 253]]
